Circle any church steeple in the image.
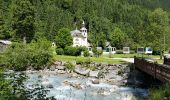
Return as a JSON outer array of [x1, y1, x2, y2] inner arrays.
[[80, 20, 87, 37], [82, 20, 85, 27]]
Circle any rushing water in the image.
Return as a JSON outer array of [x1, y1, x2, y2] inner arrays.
[[25, 73, 148, 100]]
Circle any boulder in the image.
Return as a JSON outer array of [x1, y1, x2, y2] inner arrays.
[[89, 71, 99, 78], [54, 61, 62, 66], [74, 66, 90, 76], [56, 66, 65, 70], [61, 61, 66, 66], [50, 65, 56, 71], [71, 83, 82, 89], [57, 70, 66, 74], [92, 79, 100, 84], [47, 84, 53, 88]]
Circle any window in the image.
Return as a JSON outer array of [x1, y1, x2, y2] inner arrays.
[[75, 38, 79, 41], [88, 48, 92, 51]]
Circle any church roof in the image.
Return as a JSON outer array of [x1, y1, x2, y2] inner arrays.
[[0, 40, 12, 45], [106, 41, 111, 47], [70, 29, 85, 38], [80, 27, 87, 30]]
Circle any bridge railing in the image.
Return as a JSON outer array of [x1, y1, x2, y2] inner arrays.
[[134, 57, 170, 82]]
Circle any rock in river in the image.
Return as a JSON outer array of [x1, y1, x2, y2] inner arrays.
[[89, 71, 99, 78], [92, 79, 100, 84], [56, 66, 65, 70], [74, 65, 90, 76]]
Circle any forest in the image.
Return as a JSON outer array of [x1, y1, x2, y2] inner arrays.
[[1, 0, 170, 99], [0, 0, 170, 51]]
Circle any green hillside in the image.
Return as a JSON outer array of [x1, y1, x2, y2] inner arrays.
[[0, 0, 170, 51]]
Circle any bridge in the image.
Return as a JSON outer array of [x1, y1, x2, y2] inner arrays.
[[134, 57, 170, 82]]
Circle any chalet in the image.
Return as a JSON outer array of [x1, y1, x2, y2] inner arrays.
[[0, 40, 12, 53]]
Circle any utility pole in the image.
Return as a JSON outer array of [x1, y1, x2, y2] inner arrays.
[[164, 34, 166, 54]]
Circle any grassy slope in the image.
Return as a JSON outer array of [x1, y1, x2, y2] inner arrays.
[[54, 55, 127, 64], [54, 54, 162, 64]]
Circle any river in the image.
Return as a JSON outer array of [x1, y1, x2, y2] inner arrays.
[[25, 72, 148, 100]]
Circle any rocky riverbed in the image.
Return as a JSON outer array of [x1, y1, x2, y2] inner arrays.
[[24, 61, 149, 100]]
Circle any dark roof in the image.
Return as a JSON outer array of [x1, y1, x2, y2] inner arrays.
[[0, 40, 12, 45]]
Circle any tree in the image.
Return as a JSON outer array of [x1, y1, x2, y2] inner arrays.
[[55, 28, 72, 49], [148, 8, 169, 58], [88, 32, 106, 49], [11, 0, 35, 43], [110, 27, 126, 49]]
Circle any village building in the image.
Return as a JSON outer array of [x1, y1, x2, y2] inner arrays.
[[70, 21, 116, 55], [70, 21, 88, 47], [0, 40, 12, 53]]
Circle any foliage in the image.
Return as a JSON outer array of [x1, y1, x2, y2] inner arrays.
[[10, 0, 35, 43], [55, 28, 72, 49], [0, 69, 55, 99], [83, 50, 90, 57], [149, 84, 170, 100], [110, 27, 126, 49], [0, 0, 170, 51], [2, 38, 53, 71], [92, 47, 103, 57], [64, 46, 85, 56], [64, 62, 75, 73], [28, 39, 53, 70], [56, 48, 64, 55]]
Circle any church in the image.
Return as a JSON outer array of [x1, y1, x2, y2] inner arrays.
[[70, 21, 89, 47], [70, 21, 116, 54]]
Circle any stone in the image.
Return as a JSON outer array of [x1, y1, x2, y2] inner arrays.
[[54, 61, 62, 66], [92, 79, 100, 84], [61, 61, 66, 66], [89, 71, 99, 78], [57, 70, 66, 74], [72, 83, 82, 89], [56, 66, 65, 70], [50, 65, 56, 71], [74, 66, 90, 76], [63, 80, 71, 85], [47, 84, 53, 88]]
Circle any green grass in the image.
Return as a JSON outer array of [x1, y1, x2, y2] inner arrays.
[[149, 84, 170, 100], [53, 54, 162, 64], [103, 54, 160, 59], [54, 55, 127, 64]]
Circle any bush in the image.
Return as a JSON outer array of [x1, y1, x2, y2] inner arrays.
[[149, 84, 170, 100], [56, 48, 64, 55], [153, 50, 160, 55], [64, 46, 76, 56], [92, 48, 103, 57], [76, 59, 84, 64], [64, 46, 86, 56], [64, 62, 75, 73], [2, 39, 53, 71], [83, 50, 90, 57]]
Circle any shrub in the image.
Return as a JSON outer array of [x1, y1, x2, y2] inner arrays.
[[76, 59, 84, 64], [83, 50, 90, 57], [92, 48, 103, 57], [2, 38, 53, 71], [56, 48, 64, 55], [64, 62, 75, 73], [64, 46, 86, 56], [149, 84, 170, 100], [64, 46, 76, 56]]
